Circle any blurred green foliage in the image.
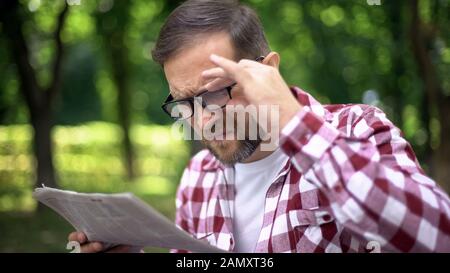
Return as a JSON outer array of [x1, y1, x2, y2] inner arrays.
[[0, 123, 189, 252], [2, 0, 448, 161], [0, 122, 189, 212]]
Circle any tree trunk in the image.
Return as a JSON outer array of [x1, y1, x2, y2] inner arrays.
[[31, 107, 57, 189], [386, 0, 405, 129], [435, 99, 450, 192], [96, 1, 135, 180], [114, 62, 135, 180], [409, 0, 450, 191], [0, 0, 69, 211]]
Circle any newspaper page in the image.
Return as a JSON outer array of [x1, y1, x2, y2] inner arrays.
[[32, 186, 226, 253]]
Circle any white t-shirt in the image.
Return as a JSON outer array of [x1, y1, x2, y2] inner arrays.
[[228, 148, 290, 253]]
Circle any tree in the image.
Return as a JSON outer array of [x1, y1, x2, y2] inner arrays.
[[247, 0, 449, 189], [409, 0, 450, 191], [0, 1, 69, 193], [95, 0, 136, 180]]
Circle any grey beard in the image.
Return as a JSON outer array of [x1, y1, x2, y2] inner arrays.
[[205, 138, 262, 166]]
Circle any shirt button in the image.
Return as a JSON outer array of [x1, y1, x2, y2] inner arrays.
[[323, 214, 332, 222]]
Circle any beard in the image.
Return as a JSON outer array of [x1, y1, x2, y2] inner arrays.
[[196, 107, 264, 165], [202, 138, 261, 166]]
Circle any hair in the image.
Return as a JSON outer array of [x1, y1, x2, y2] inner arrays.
[[151, 0, 270, 66]]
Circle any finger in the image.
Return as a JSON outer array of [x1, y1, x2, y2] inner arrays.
[[77, 232, 87, 244], [202, 59, 260, 79], [209, 54, 248, 82], [68, 231, 78, 242], [201, 67, 228, 80], [80, 242, 103, 253], [68, 231, 87, 244], [238, 59, 262, 67], [204, 78, 235, 92], [105, 245, 132, 253]]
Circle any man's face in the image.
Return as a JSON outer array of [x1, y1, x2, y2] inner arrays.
[[163, 32, 261, 164]]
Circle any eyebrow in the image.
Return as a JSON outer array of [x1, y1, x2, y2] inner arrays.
[[170, 87, 204, 100]]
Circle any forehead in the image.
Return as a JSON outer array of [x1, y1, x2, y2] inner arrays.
[[163, 32, 236, 99]]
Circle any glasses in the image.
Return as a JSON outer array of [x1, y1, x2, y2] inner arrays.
[[161, 56, 265, 121], [161, 84, 236, 121]]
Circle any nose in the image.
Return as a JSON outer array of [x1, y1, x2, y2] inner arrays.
[[196, 107, 228, 132], [193, 105, 216, 129], [201, 109, 213, 126]]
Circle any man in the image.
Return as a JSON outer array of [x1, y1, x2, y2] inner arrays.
[[68, 0, 450, 252]]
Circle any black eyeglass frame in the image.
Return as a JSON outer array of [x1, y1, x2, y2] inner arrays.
[[161, 83, 236, 121], [161, 56, 265, 121]]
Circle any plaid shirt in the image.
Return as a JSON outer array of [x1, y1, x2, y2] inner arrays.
[[172, 87, 450, 253]]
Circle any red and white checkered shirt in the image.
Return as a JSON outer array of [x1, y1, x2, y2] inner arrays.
[[171, 87, 450, 253]]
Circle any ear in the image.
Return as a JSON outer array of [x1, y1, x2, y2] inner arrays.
[[262, 52, 280, 69]]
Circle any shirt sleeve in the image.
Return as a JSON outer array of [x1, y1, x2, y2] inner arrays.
[[170, 167, 192, 253], [279, 103, 450, 252]]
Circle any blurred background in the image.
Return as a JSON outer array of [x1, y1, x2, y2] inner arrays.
[[0, 0, 449, 252]]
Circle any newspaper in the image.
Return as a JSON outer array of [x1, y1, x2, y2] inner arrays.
[[32, 186, 225, 253]]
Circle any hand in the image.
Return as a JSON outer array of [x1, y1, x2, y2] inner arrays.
[[201, 54, 302, 130], [67, 231, 139, 253]]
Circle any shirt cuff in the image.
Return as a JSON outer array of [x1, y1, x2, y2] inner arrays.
[[279, 106, 340, 173]]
